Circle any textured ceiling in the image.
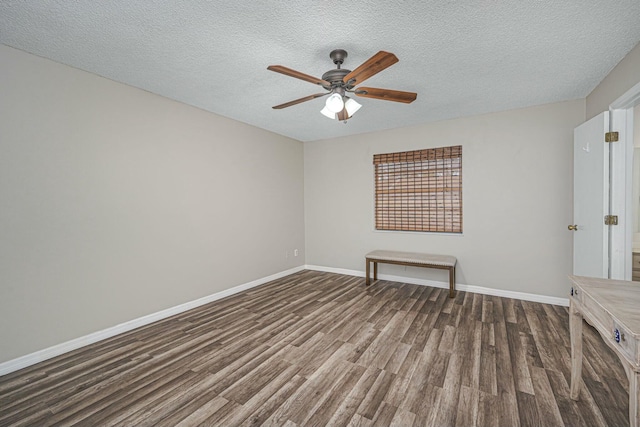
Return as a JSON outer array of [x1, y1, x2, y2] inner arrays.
[[1, 1, 639, 142]]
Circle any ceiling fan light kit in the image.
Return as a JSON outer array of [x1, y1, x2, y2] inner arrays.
[[320, 97, 362, 121], [268, 49, 417, 122]]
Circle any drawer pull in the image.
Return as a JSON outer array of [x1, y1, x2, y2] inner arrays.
[[614, 328, 625, 343], [571, 287, 574, 296]]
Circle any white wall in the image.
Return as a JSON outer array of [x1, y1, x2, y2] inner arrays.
[[0, 45, 305, 364], [305, 100, 585, 298]]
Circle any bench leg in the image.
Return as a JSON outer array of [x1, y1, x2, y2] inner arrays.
[[449, 266, 456, 298], [365, 259, 370, 285], [365, 260, 378, 286]]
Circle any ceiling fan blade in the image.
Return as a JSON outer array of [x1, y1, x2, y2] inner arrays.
[[267, 65, 330, 87], [272, 93, 328, 109], [355, 87, 417, 103], [337, 108, 350, 121], [342, 51, 399, 85]]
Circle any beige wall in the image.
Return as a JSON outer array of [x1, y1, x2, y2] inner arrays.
[[305, 100, 585, 298], [4, 37, 637, 365], [587, 42, 640, 118], [0, 45, 305, 363]]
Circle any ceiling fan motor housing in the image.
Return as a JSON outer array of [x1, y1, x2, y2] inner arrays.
[[322, 68, 351, 85]]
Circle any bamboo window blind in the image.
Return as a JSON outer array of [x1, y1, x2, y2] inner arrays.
[[374, 146, 462, 233]]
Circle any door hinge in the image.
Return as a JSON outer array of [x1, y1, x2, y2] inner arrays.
[[604, 215, 618, 225], [605, 131, 619, 142]]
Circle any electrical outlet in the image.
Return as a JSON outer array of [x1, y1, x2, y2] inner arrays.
[[294, 249, 299, 257]]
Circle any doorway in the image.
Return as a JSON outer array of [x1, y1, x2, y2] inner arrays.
[[608, 82, 640, 280]]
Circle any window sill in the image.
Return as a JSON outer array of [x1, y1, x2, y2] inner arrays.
[[372, 229, 464, 237]]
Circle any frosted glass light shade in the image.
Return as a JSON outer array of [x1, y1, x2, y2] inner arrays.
[[320, 106, 336, 119], [344, 98, 362, 116], [325, 93, 344, 113]]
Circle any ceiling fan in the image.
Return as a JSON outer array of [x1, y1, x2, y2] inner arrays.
[[267, 49, 417, 121]]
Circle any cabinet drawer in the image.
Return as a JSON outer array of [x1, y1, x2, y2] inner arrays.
[[612, 322, 637, 365], [581, 292, 613, 333]]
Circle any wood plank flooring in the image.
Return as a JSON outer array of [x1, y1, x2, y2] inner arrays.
[[0, 270, 631, 426]]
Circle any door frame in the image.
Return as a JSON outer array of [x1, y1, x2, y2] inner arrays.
[[609, 81, 640, 279]]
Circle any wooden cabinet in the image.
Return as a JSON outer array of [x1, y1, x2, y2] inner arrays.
[[633, 252, 640, 281]]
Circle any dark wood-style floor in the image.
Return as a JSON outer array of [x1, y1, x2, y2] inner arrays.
[[0, 270, 630, 426]]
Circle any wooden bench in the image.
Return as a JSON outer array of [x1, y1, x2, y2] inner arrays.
[[365, 250, 457, 298]]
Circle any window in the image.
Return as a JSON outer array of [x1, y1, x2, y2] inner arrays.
[[374, 145, 462, 233]]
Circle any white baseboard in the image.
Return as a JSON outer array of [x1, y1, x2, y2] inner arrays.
[[305, 264, 569, 307], [0, 266, 305, 377]]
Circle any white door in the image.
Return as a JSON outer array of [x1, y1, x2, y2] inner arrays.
[[573, 112, 609, 277]]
